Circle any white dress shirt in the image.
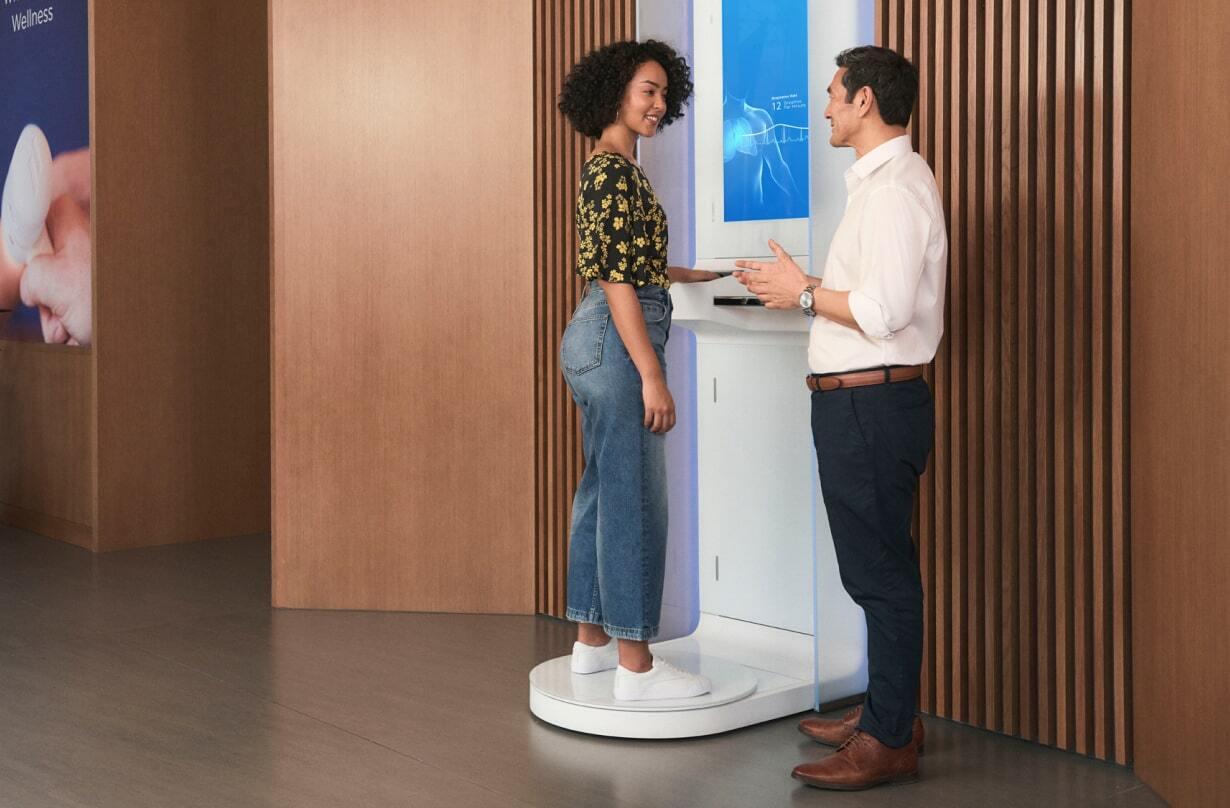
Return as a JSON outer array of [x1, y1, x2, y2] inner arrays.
[[808, 135, 948, 374]]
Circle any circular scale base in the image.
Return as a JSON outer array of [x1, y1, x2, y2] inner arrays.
[[529, 651, 766, 738]]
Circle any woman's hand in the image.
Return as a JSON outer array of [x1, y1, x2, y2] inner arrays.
[[667, 266, 720, 283], [642, 375, 676, 433], [599, 280, 676, 433]]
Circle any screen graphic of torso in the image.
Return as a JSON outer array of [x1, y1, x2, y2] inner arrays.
[[721, 0, 810, 223]]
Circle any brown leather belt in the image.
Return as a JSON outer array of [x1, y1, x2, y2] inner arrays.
[[806, 365, 925, 392]]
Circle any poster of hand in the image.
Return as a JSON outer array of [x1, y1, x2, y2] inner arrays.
[[0, 0, 90, 346]]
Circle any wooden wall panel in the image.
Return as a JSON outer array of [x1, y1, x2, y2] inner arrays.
[[271, 0, 535, 613], [1130, 2, 1230, 804], [0, 345, 93, 548], [533, 0, 637, 616], [92, 0, 271, 551], [880, 0, 1131, 764]]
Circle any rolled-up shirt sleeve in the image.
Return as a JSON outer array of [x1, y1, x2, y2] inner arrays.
[[847, 185, 932, 340]]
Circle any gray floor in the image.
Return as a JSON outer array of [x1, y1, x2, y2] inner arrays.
[[0, 528, 1164, 808]]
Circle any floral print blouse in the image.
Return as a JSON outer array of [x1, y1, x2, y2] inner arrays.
[[574, 152, 670, 289]]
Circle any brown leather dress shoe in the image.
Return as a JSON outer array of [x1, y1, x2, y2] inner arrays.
[[791, 730, 920, 791], [797, 705, 925, 754]]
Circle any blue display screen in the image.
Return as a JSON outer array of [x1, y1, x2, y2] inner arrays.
[[721, 0, 810, 222]]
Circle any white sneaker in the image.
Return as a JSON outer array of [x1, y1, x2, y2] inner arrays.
[[570, 639, 618, 674], [612, 657, 712, 701]]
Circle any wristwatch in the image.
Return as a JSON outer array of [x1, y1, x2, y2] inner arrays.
[[799, 285, 817, 317]]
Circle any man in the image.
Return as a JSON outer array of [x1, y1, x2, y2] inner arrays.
[[735, 45, 947, 791]]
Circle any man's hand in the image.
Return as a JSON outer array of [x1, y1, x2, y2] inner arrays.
[[733, 239, 811, 310], [20, 195, 92, 346]]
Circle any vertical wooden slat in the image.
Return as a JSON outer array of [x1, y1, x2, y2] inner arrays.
[[949, 0, 967, 724], [1071, 0, 1090, 757], [533, 0, 546, 614], [1052, 0, 1072, 753], [1036, 0, 1055, 747], [999, 0, 1020, 739], [1017, 0, 1038, 745], [1110, 0, 1130, 767], [965, 0, 984, 729], [931, 0, 950, 720], [1089, 0, 1108, 761], [981, 0, 1001, 732], [889, 0, 1130, 763], [888, 0, 901, 52]]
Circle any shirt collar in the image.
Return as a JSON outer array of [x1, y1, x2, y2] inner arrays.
[[845, 134, 913, 185]]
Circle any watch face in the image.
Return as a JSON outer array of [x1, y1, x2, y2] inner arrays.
[[800, 291, 814, 308]]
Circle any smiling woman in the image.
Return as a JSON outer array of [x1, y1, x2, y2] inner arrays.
[[552, 39, 721, 703]]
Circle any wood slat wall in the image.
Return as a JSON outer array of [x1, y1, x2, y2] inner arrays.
[[879, 0, 1131, 763], [533, 0, 637, 616]]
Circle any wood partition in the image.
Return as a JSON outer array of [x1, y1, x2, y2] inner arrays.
[[1129, 1, 1230, 804], [270, 0, 535, 613], [878, 0, 1132, 763], [92, 0, 271, 551], [532, 0, 638, 617]]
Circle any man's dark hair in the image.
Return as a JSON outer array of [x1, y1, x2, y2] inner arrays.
[[558, 40, 693, 139], [835, 46, 919, 127]]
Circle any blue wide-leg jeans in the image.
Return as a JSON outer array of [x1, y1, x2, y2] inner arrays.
[[559, 283, 672, 641]]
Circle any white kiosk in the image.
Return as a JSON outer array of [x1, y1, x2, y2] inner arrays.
[[530, 0, 873, 738]]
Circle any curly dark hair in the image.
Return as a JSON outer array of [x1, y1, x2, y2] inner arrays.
[[558, 40, 693, 139]]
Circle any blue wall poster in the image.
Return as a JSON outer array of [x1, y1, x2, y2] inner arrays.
[[721, 0, 810, 223], [0, 0, 91, 345]]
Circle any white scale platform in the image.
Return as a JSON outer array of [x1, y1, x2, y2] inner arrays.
[[529, 613, 823, 739]]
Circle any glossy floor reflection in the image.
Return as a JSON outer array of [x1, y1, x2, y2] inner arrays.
[[0, 527, 1164, 807]]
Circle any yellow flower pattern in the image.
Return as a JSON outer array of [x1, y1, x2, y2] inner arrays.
[[575, 152, 670, 289]]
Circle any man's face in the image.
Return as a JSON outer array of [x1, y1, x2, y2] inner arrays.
[[824, 68, 860, 147]]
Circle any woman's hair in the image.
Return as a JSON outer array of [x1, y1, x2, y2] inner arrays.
[[558, 40, 693, 139]]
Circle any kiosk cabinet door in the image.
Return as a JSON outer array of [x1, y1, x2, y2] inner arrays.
[[696, 340, 814, 634]]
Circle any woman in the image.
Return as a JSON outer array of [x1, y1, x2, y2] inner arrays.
[[558, 40, 716, 701]]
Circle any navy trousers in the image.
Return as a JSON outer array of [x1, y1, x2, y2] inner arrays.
[[811, 376, 934, 748]]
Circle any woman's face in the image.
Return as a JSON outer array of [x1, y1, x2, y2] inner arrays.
[[618, 60, 668, 138]]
